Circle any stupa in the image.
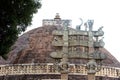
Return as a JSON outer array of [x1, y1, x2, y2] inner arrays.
[[0, 14, 120, 80]]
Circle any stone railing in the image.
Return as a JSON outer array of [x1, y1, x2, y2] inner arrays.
[[0, 63, 120, 78]]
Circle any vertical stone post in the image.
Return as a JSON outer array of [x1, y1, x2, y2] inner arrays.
[[87, 20, 96, 80], [61, 73, 68, 80], [61, 21, 69, 80], [86, 59, 97, 80], [88, 73, 95, 80]]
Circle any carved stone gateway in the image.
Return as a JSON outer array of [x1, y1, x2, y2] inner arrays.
[[50, 19, 106, 80]]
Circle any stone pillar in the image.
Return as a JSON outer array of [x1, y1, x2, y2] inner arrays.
[[60, 21, 69, 80], [86, 59, 97, 80], [61, 73, 68, 80], [88, 73, 95, 80], [59, 55, 69, 80]]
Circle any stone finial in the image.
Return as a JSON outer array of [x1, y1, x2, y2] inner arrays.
[[54, 13, 61, 20]]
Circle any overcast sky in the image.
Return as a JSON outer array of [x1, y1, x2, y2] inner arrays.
[[26, 0, 120, 62]]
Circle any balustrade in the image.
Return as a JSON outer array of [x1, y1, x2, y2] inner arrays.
[[0, 63, 119, 78]]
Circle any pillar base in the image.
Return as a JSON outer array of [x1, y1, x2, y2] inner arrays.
[[61, 73, 68, 80], [88, 73, 95, 80]]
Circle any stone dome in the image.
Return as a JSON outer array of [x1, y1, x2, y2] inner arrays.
[[0, 25, 120, 80], [0, 25, 119, 67]]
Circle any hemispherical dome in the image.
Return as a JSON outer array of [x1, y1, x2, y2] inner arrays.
[[0, 25, 120, 68]]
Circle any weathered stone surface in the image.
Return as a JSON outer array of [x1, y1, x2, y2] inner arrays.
[[0, 75, 118, 80], [0, 25, 120, 80], [0, 25, 120, 68]]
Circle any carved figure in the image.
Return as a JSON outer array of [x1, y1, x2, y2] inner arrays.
[[99, 37, 105, 47], [54, 36, 62, 44], [76, 18, 83, 30], [86, 59, 97, 73], [88, 20, 94, 31], [54, 36, 58, 41], [58, 54, 69, 73], [63, 20, 69, 30], [95, 26, 104, 36], [84, 22, 88, 31], [59, 60, 69, 73], [98, 26, 103, 31], [84, 20, 94, 31], [53, 59, 60, 71]]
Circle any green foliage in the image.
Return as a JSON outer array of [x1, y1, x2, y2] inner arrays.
[[0, 0, 41, 59]]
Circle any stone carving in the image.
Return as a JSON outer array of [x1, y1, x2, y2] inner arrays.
[[94, 26, 104, 36], [98, 26, 103, 31], [94, 37, 105, 48], [76, 18, 83, 31], [86, 59, 97, 73], [58, 54, 69, 73], [0, 17, 117, 80], [88, 20, 94, 31], [63, 20, 69, 30], [54, 36, 58, 42], [99, 37, 105, 47], [76, 46, 81, 53], [84, 20, 94, 31]]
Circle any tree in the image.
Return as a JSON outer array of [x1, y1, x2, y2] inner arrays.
[[0, 0, 41, 59]]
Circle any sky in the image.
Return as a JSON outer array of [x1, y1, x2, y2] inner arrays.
[[26, 0, 120, 62]]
